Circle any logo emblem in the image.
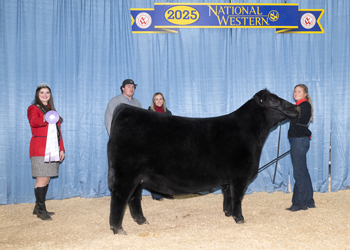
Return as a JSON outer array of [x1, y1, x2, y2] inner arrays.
[[136, 12, 152, 29], [300, 13, 316, 29], [268, 10, 279, 22]]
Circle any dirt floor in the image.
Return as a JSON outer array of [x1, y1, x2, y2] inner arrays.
[[1, 190, 349, 250]]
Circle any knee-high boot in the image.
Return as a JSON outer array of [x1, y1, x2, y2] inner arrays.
[[33, 184, 55, 216], [33, 185, 52, 220]]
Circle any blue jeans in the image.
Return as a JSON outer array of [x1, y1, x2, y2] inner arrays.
[[151, 192, 163, 200], [289, 137, 315, 209]]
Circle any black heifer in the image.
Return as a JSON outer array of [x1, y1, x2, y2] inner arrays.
[[107, 89, 299, 234]]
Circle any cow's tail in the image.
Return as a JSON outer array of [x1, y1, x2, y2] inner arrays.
[[107, 141, 115, 192]]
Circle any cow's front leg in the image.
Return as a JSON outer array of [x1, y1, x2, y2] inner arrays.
[[222, 184, 233, 217], [230, 182, 245, 224], [109, 189, 129, 235], [128, 184, 148, 225]]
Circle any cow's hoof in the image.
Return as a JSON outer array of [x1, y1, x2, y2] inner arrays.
[[234, 217, 245, 224], [224, 210, 233, 217], [111, 227, 127, 235], [135, 217, 149, 225]]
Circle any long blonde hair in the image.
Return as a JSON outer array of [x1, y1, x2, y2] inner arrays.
[[295, 84, 313, 122], [150, 92, 167, 112]]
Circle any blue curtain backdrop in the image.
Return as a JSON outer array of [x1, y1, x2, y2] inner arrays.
[[0, 0, 349, 204]]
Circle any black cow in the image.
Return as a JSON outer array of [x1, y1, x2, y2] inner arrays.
[[107, 89, 299, 235]]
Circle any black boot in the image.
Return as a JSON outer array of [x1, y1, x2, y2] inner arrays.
[[33, 184, 55, 216], [34, 186, 52, 220]]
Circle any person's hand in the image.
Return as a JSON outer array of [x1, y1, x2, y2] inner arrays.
[[60, 151, 65, 162]]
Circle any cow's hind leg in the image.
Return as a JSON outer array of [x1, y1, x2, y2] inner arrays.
[[230, 181, 246, 224], [128, 184, 148, 225]]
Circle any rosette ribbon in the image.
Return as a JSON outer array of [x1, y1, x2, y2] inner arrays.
[[44, 111, 60, 162]]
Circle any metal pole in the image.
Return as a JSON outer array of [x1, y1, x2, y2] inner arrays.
[[273, 125, 282, 184]]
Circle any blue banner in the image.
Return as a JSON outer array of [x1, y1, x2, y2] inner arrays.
[[154, 3, 299, 28], [131, 3, 324, 34]]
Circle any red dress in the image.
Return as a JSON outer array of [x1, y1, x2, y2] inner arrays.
[[27, 105, 65, 157]]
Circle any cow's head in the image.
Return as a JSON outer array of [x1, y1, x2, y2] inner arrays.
[[254, 89, 299, 125]]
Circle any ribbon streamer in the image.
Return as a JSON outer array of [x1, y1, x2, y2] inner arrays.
[[44, 111, 60, 162]]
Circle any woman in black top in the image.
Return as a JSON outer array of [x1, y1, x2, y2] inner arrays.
[[148, 92, 172, 115], [286, 84, 315, 212]]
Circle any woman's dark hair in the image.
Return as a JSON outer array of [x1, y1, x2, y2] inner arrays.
[[32, 83, 63, 122]]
